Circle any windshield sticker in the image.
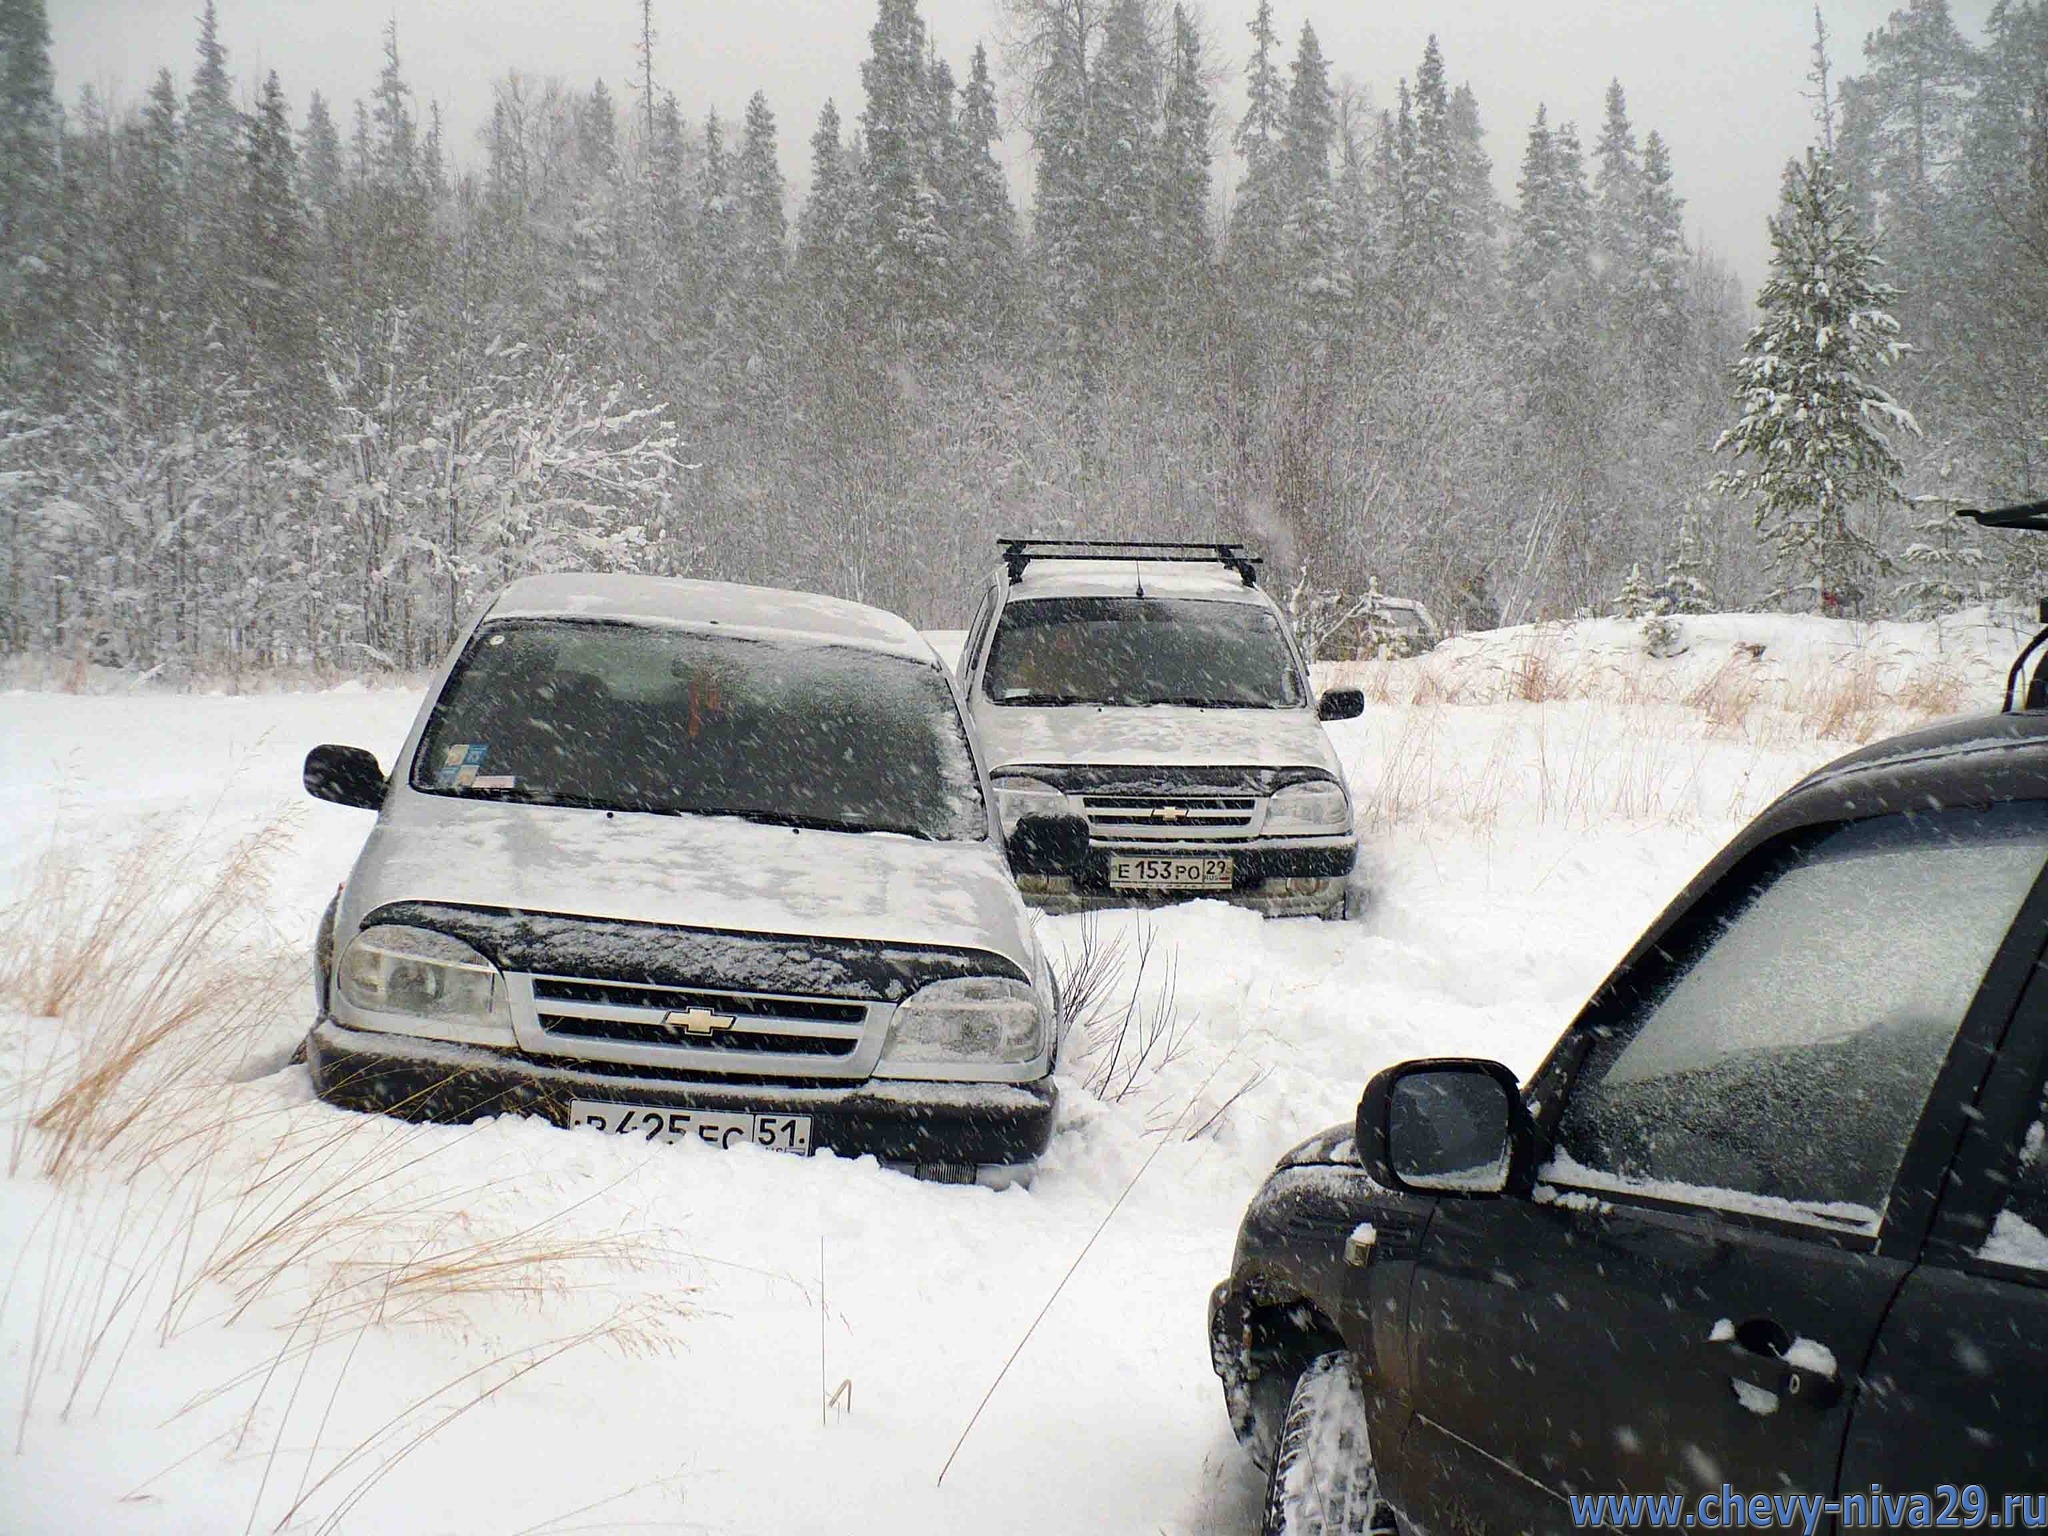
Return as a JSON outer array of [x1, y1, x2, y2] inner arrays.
[[436, 744, 489, 788], [473, 775, 517, 790]]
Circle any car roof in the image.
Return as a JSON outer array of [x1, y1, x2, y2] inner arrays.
[[485, 573, 938, 664], [998, 557, 1273, 605], [1786, 709, 2048, 802]]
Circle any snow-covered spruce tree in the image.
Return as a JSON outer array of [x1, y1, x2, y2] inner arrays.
[[239, 71, 315, 401], [737, 92, 787, 275], [1155, 6, 1213, 341], [1915, 0, 2047, 560], [1227, 0, 1289, 305], [1892, 495, 1987, 619], [953, 44, 1014, 346], [422, 102, 448, 204], [1401, 37, 1469, 314], [184, 0, 244, 343], [1613, 563, 1651, 619], [1652, 511, 1716, 616], [797, 99, 862, 332], [732, 90, 789, 375], [567, 81, 620, 313], [300, 93, 343, 225], [1841, 0, 1975, 401], [1508, 107, 1595, 440], [1448, 84, 1496, 267], [1637, 130, 1690, 396], [1714, 147, 1915, 615], [696, 112, 738, 338], [1281, 21, 1348, 341], [860, 0, 951, 347], [1592, 81, 1644, 328], [1082, 0, 1159, 340]]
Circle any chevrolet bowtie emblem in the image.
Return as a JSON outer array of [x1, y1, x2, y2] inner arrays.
[[1153, 806, 1188, 822], [665, 1007, 737, 1036]]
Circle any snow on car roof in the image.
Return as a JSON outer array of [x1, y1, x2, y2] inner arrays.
[[485, 573, 938, 663], [1003, 557, 1272, 604]]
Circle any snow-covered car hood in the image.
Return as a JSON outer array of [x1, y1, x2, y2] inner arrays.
[[339, 790, 1036, 973], [973, 703, 1344, 776]]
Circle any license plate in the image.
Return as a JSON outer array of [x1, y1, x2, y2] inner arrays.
[[1109, 854, 1234, 891], [568, 1100, 813, 1155]]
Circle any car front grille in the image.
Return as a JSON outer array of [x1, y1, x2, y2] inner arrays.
[[516, 973, 874, 1076], [1079, 793, 1261, 840]]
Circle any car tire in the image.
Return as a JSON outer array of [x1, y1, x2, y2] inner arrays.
[[1259, 1353, 1394, 1536]]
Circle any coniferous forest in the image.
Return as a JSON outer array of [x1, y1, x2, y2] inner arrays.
[[0, 0, 2044, 675]]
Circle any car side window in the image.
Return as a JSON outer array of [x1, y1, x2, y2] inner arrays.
[[1981, 1082, 2048, 1269], [960, 587, 997, 685], [1550, 804, 2048, 1232]]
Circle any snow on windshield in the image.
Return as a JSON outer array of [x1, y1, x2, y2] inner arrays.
[[982, 597, 1305, 709], [413, 620, 986, 842]]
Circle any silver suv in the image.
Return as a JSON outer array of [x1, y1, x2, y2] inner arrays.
[[959, 541, 1364, 920], [302, 574, 1056, 1184]]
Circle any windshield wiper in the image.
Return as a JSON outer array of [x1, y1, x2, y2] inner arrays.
[[439, 786, 938, 840], [719, 807, 937, 841], [995, 690, 1088, 706], [1152, 696, 1275, 709]]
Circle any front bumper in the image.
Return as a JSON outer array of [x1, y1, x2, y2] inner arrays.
[[308, 1016, 1058, 1171], [1018, 838, 1356, 916]]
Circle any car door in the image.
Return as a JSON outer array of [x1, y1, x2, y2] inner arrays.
[[1840, 966, 2048, 1516], [1387, 803, 2048, 1536]]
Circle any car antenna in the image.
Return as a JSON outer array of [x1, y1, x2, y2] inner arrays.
[[1133, 559, 1144, 599]]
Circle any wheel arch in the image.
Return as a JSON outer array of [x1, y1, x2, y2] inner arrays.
[[1215, 1278, 1351, 1470]]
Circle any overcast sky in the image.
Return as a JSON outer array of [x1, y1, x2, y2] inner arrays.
[[50, 0, 1999, 286]]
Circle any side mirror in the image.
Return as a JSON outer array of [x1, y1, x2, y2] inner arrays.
[[1356, 1058, 1530, 1198], [1317, 687, 1365, 722], [305, 744, 388, 811], [1007, 813, 1090, 876]]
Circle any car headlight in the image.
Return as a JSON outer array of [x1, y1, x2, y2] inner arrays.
[[335, 923, 517, 1046], [1266, 779, 1351, 835], [990, 775, 1068, 836], [878, 977, 1047, 1075]]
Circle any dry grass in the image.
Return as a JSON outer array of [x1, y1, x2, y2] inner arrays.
[[1786, 654, 1889, 743], [1508, 633, 1572, 703], [1684, 654, 1767, 737], [1896, 660, 1970, 719], [1326, 625, 1999, 834], [1050, 916, 1193, 1104], [0, 824, 695, 1528], [1, 823, 298, 1182]]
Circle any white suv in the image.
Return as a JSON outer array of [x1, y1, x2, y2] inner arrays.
[[959, 541, 1363, 920], [303, 573, 1056, 1184]]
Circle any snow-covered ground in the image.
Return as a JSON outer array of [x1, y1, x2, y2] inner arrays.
[[0, 610, 2024, 1534]]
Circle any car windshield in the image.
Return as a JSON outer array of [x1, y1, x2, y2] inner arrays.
[[982, 596, 1306, 708], [413, 619, 986, 841]]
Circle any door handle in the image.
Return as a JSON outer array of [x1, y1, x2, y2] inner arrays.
[[1715, 1319, 1842, 1410]]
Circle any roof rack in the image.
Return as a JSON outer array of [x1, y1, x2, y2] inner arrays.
[[1956, 501, 2048, 710], [998, 538, 1262, 587], [1959, 499, 2048, 533]]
